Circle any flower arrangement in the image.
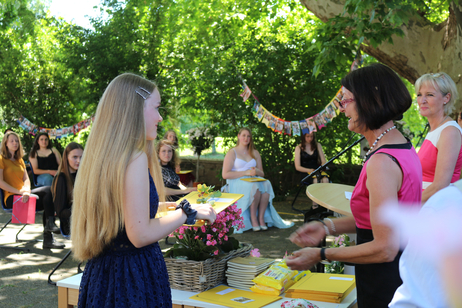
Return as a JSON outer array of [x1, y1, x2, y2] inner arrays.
[[196, 184, 221, 205], [324, 234, 350, 274], [185, 126, 215, 181], [164, 204, 245, 261]]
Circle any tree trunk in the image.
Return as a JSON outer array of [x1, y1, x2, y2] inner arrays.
[[299, 0, 462, 113], [196, 154, 201, 182]]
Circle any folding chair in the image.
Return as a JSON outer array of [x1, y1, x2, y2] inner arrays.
[[28, 162, 43, 188], [48, 224, 84, 285], [0, 189, 39, 251]]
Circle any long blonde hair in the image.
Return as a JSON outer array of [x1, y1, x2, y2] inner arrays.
[[71, 73, 166, 261]]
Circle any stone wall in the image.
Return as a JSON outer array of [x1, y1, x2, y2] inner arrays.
[[179, 158, 362, 193]]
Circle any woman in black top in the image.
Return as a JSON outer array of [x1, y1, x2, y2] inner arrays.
[[29, 132, 61, 186], [51, 142, 83, 235], [294, 132, 329, 208], [156, 140, 196, 201]]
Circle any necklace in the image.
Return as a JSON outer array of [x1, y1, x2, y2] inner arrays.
[[362, 125, 396, 165], [432, 115, 448, 131]]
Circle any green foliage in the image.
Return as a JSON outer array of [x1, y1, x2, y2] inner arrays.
[[309, 0, 452, 77]]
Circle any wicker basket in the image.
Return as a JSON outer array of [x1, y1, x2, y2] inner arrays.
[[165, 242, 253, 292]]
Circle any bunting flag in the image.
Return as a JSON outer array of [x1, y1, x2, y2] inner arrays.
[[240, 82, 252, 102], [240, 54, 363, 135], [16, 115, 94, 139]]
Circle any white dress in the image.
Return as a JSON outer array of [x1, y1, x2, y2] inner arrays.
[[226, 149, 294, 233]]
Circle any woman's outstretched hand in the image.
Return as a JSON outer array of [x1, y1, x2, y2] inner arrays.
[[192, 204, 217, 224], [289, 221, 326, 247], [286, 247, 321, 271]]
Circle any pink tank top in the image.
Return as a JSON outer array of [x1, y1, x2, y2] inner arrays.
[[418, 121, 462, 189], [351, 143, 422, 229]]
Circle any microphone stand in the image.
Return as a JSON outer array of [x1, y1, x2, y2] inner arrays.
[[291, 135, 365, 215], [301, 135, 366, 184]]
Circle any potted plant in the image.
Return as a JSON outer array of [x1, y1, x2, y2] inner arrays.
[[163, 203, 252, 292], [324, 234, 351, 274], [185, 126, 215, 182]]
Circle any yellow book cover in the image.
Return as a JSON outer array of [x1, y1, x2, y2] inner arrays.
[[240, 177, 267, 182], [286, 273, 355, 297], [189, 285, 281, 308]]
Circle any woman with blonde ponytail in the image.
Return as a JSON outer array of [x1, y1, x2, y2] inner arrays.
[[72, 73, 216, 307]]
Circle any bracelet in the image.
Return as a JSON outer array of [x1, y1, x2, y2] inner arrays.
[[315, 219, 330, 236], [320, 248, 330, 262], [175, 199, 197, 225], [324, 218, 336, 234]]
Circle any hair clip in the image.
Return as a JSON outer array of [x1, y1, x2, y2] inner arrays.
[[135, 86, 151, 100]]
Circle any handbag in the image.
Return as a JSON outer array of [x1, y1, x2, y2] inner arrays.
[[12, 195, 37, 224]]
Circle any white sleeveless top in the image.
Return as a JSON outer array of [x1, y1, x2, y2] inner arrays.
[[231, 149, 256, 172]]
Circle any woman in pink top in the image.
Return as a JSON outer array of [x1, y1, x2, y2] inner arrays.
[[287, 64, 422, 308], [416, 73, 462, 202]]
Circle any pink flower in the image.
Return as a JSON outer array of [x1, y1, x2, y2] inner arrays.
[[201, 226, 206, 233], [250, 248, 260, 257], [207, 234, 212, 240], [178, 235, 184, 240], [214, 250, 219, 255], [194, 236, 199, 239], [206, 241, 212, 246]]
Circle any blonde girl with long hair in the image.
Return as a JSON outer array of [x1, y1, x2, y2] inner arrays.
[[72, 73, 216, 307]]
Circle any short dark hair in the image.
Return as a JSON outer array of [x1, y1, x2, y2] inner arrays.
[[341, 63, 412, 131]]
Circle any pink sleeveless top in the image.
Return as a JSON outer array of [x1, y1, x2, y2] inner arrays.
[[418, 121, 462, 189], [351, 143, 422, 230]]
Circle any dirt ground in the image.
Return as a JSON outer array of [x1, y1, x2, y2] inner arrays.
[[0, 195, 313, 307]]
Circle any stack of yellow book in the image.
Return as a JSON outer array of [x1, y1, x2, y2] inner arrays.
[[226, 257, 275, 290], [285, 273, 355, 303]]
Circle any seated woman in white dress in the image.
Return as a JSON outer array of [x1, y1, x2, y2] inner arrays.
[[222, 127, 294, 233]]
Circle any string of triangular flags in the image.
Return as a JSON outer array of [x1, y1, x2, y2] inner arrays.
[[16, 114, 95, 139], [239, 55, 363, 136]]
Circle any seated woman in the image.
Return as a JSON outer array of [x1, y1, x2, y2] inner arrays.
[[0, 131, 64, 249], [415, 72, 462, 202], [157, 140, 196, 201], [29, 132, 61, 187], [163, 129, 195, 186], [51, 142, 83, 235], [222, 127, 294, 233], [294, 132, 329, 209]]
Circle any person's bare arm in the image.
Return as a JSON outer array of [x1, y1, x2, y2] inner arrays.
[[253, 150, 265, 177], [124, 153, 216, 248], [287, 154, 402, 270], [317, 142, 327, 165], [422, 127, 461, 202]]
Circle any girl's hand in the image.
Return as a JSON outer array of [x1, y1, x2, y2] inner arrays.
[[247, 167, 257, 176], [186, 187, 197, 193], [49, 170, 57, 176], [191, 204, 217, 224], [21, 191, 30, 203]]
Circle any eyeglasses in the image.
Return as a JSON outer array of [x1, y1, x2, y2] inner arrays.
[[339, 98, 355, 108]]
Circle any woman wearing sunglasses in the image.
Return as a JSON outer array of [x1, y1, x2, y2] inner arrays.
[[415, 73, 462, 203], [287, 63, 422, 308]]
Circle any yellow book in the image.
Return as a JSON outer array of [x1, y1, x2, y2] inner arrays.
[[176, 170, 193, 174], [286, 273, 355, 298], [189, 285, 281, 308], [240, 177, 267, 182]]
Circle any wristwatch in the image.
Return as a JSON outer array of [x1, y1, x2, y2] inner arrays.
[[320, 248, 330, 263], [175, 200, 197, 225]]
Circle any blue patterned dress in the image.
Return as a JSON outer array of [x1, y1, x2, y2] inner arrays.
[[78, 171, 171, 307]]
